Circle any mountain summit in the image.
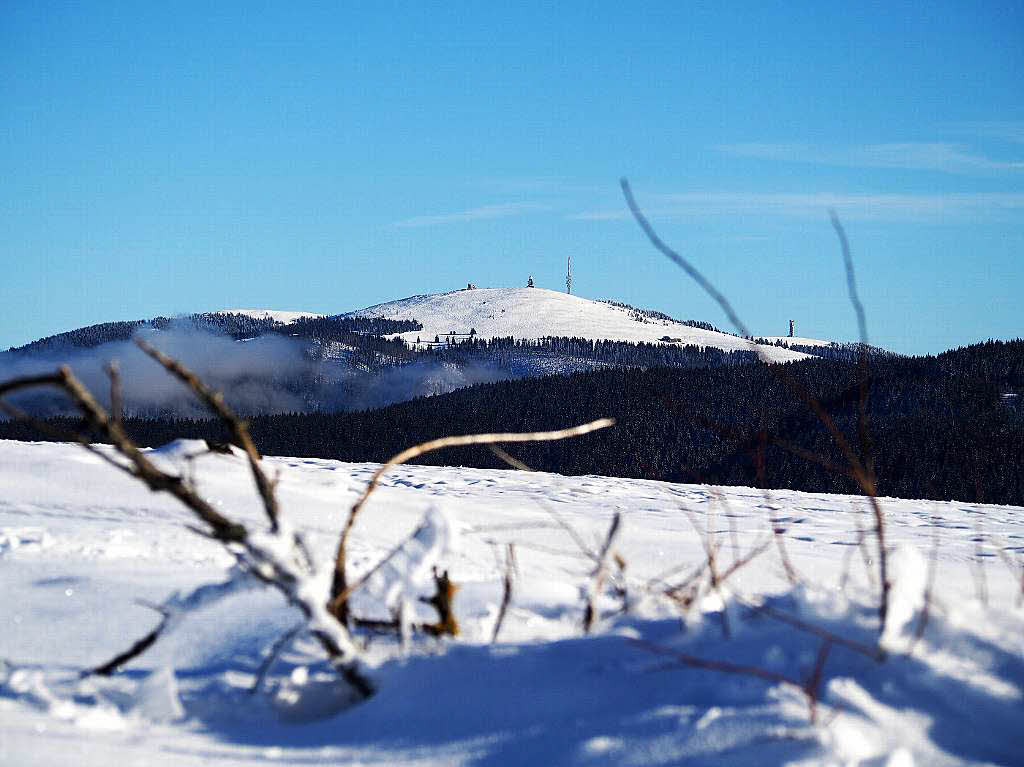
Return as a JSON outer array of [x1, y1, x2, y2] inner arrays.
[[346, 287, 809, 362]]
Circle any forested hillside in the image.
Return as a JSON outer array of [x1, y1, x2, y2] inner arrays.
[[4, 339, 1020, 505]]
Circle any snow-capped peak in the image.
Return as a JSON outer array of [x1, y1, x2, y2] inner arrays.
[[346, 287, 811, 362]]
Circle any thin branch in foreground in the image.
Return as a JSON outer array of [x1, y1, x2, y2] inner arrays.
[[104, 361, 123, 428], [135, 338, 281, 533], [804, 639, 833, 724], [631, 639, 816, 719], [986, 531, 1024, 607], [736, 594, 884, 661], [250, 623, 305, 694], [763, 494, 802, 586], [0, 397, 133, 476], [973, 520, 989, 607], [582, 513, 623, 634], [487, 444, 598, 561], [830, 210, 887, 633], [907, 526, 940, 655], [491, 544, 518, 643], [330, 418, 615, 622], [86, 604, 171, 677], [622, 178, 890, 635], [684, 510, 730, 638], [2, 358, 374, 698], [620, 179, 750, 337]]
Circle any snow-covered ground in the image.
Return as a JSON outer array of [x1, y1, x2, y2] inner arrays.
[[759, 337, 836, 348], [1, 438, 1021, 766], [347, 288, 811, 363], [217, 309, 326, 323]]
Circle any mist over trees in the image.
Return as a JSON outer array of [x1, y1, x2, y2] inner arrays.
[[5, 339, 1020, 506]]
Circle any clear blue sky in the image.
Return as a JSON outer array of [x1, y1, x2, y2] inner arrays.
[[2, 1, 1021, 355]]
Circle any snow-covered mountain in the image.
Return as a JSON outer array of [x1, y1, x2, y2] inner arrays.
[[345, 287, 811, 362], [217, 308, 325, 324]]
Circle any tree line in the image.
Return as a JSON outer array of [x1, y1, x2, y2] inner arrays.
[[4, 339, 1020, 506]]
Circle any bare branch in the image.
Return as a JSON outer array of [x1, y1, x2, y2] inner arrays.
[[491, 544, 518, 643], [104, 361, 123, 428], [0, 373, 66, 398], [632, 638, 806, 697], [620, 179, 749, 337], [622, 179, 890, 635], [134, 338, 281, 533], [737, 594, 884, 661], [829, 210, 869, 346], [582, 513, 623, 634], [250, 623, 304, 695], [804, 639, 833, 723], [330, 418, 615, 621], [86, 607, 171, 677]]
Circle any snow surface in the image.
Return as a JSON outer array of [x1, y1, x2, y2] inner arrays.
[[346, 288, 812, 363], [216, 309, 325, 323], [1, 438, 1022, 766], [760, 337, 836, 348]]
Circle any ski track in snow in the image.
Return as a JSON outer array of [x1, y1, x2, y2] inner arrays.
[[0, 438, 1022, 766]]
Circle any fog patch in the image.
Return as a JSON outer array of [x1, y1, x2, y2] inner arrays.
[[0, 328, 314, 417], [340, 360, 515, 412]]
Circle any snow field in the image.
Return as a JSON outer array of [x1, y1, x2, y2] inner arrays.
[[347, 287, 812, 363], [0, 438, 1022, 765]]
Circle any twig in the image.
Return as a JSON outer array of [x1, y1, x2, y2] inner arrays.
[[330, 418, 615, 621], [419, 568, 459, 636], [973, 520, 989, 607], [135, 338, 281, 533], [763, 494, 801, 585], [491, 543, 517, 643], [737, 595, 884, 660], [830, 211, 887, 634], [631, 639, 814, 718], [489, 444, 531, 472], [986, 531, 1024, 607], [105, 361, 123, 428], [250, 622, 304, 694], [484, 443, 597, 562], [622, 179, 890, 634], [0, 397, 133, 475], [804, 639, 833, 723], [2, 362, 373, 698], [86, 604, 171, 677], [907, 526, 940, 655], [582, 513, 623, 633], [853, 516, 878, 591], [684, 510, 730, 637]]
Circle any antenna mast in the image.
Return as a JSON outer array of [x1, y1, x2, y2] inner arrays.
[[566, 254, 572, 294]]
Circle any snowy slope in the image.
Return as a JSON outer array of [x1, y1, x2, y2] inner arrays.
[[759, 336, 835, 348], [217, 309, 325, 323], [347, 288, 812, 362], [1, 438, 1022, 766]]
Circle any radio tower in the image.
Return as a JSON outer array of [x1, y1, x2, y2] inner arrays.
[[566, 254, 572, 294]]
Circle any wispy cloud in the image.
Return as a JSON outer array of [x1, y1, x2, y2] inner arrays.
[[394, 202, 546, 228], [948, 121, 1024, 145], [716, 142, 1023, 174], [569, 191, 1024, 222]]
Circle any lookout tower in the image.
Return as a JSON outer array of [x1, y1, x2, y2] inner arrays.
[[789, 319, 795, 338]]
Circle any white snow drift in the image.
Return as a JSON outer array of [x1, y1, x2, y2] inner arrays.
[[0, 438, 1021, 766]]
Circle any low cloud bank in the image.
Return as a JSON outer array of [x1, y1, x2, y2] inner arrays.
[[0, 328, 314, 417], [0, 329, 516, 419]]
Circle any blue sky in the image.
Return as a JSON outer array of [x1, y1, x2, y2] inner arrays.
[[2, 1, 1022, 354]]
